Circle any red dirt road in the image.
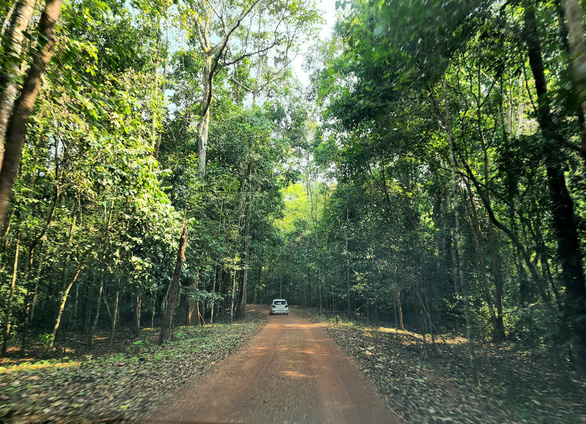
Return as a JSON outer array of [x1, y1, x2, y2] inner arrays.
[[147, 306, 399, 424]]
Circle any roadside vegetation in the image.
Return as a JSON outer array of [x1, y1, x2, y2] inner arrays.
[[0, 0, 586, 421], [0, 311, 266, 423], [295, 307, 586, 424]]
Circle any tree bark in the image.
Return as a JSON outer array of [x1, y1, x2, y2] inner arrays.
[[525, 1, 586, 369], [1, 234, 20, 356], [397, 289, 404, 331], [87, 270, 104, 351], [0, 0, 63, 226], [48, 256, 86, 351], [238, 163, 253, 319], [562, 0, 586, 160], [134, 286, 142, 336], [464, 180, 505, 341], [445, 84, 480, 385], [0, 0, 36, 165], [197, 55, 212, 178], [110, 290, 119, 341], [159, 216, 188, 345]]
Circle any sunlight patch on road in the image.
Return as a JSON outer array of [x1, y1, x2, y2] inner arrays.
[[280, 370, 311, 379]]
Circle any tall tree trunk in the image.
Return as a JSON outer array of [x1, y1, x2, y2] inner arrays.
[[159, 217, 187, 345], [444, 86, 480, 385], [238, 164, 253, 319], [134, 286, 142, 336], [525, 1, 586, 369], [0, 0, 36, 165], [20, 252, 42, 354], [87, 270, 104, 351], [464, 180, 505, 341], [0, 0, 63, 226], [1, 234, 20, 356], [230, 264, 237, 323], [197, 55, 212, 178], [110, 290, 119, 342], [562, 0, 586, 160], [187, 277, 196, 326], [210, 261, 218, 324], [397, 289, 404, 331], [48, 257, 86, 351]]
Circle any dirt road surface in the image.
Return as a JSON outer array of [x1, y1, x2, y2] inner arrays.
[[146, 306, 399, 424]]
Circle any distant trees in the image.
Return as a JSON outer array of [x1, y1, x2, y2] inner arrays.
[[260, 0, 586, 376], [0, 0, 319, 352]]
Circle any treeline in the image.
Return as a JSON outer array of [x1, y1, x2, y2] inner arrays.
[[0, 0, 319, 354], [259, 0, 586, 373]]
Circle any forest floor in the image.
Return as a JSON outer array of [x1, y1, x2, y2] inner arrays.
[[0, 310, 267, 423], [294, 307, 586, 424]]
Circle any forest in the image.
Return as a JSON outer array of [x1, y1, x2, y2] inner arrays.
[[0, 0, 585, 418]]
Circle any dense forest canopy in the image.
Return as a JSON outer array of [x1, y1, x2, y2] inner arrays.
[[0, 0, 585, 385]]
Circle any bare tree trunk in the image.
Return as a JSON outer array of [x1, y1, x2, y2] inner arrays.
[[1, 1, 17, 35], [1, 234, 20, 356], [230, 266, 237, 323], [48, 258, 86, 351], [443, 83, 480, 385], [396, 289, 404, 331], [110, 290, 119, 341], [151, 294, 156, 329], [20, 252, 42, 354], [464, 181, 504, 341], [525, 1, 586, 369], [87, 269, 104, 351], [197, 55, 212, 178], [134, 286, 142, 336], [159, 217, 188, 345], [187, 277, 196, 326], [562, 0, 586, 160], [238, 165, 252, 319], [0, 0, 63, 226], [0, 0, 36, 165], [210, 261, 218, 324]]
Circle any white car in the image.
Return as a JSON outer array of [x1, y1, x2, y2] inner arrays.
[[270, 299, 289, 315]]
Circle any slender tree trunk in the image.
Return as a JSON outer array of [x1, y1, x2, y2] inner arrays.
[[48, 258, 86, 351], [397, 289, 404, 331], [1, 1, 17, 36], [464, 180, 505, 341], [525, 1, 586, 369], [20, 252, 42, 354], [187, 277, 196, 326], [1, 235, 20, 356], [0, 0, 36, 165], [210, 261, 218, 324], [87, 269, 104, 351], [159, 217, 187, 345], [231, 264, 237, 323], [444, 85, 480, 385], [238, 164, 252, 319], [134, 286, 142, 336], [197, 55, 212, 178], [562, 0, 586, 160], [0, 0, 63, 226], [110, 290, 119, 341]]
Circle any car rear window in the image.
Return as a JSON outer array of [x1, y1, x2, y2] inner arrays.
[[274, 300, 286, 305]]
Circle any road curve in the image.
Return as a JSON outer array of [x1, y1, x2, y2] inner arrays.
[[146, 306, 399, 424]]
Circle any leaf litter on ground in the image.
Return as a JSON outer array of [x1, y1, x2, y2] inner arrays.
[[0, 311, 267, 423], [293, 307, 586, 424]]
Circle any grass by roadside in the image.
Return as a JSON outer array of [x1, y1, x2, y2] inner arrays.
[[293, 307, 586, 424], [0, 310, 267, 423]]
